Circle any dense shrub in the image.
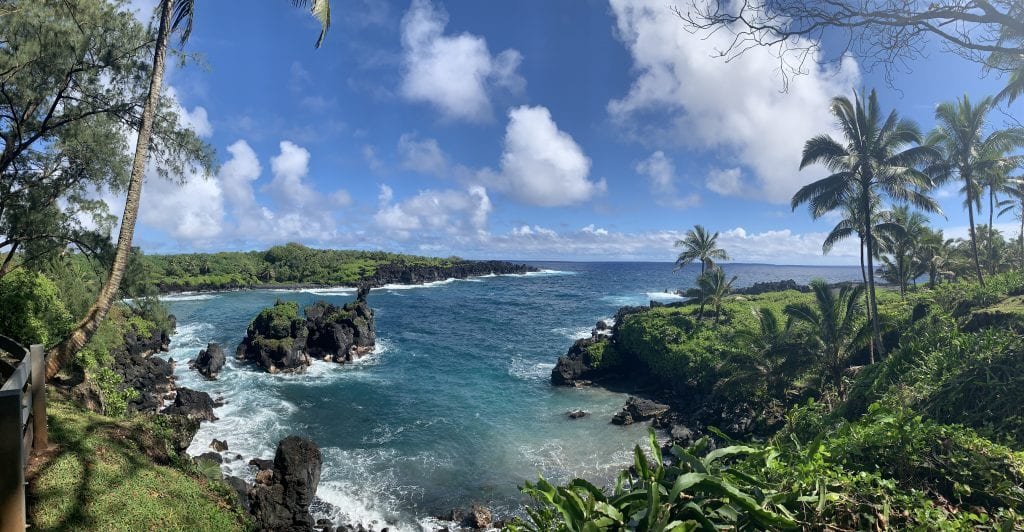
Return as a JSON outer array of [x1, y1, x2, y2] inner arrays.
[[0, 269, 74, 346]]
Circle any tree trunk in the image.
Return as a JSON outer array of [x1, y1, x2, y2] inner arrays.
[[1019, 210, 1023, 271], [966, 177, 985, 286], [989, 186, 996, 275], [860, 236, 874, 364], [863, 190, 884, 357], [46, 0, 173, 379]]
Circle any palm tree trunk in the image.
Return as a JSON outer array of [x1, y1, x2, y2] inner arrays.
[[859, 236, 874, 364], [1019, 211, 1023, 271], [45, 0, 174, 379], [989, 186, 996, 275], [967, 180, 985, 286], [863, 192, 884, 357]]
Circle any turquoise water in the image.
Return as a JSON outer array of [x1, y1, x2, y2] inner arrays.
[[161, 262, 863, 529]]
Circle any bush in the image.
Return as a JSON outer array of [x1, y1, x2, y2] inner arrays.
[[0, 269, 74, 346]]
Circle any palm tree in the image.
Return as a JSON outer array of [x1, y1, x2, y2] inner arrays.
[[928, 94, 1024, 287], [46, 0, 332, 379], [998, 178, 1024, 270], [675, 224, 729, 277], [784, 280, 870, 399], [916, 227, 952, 287], [821, 196, 900, 363], [980, 159, 1021, 275], [793, 89, 938, 357], [877, 205, 928, 298], [722, 307, 794, 398], [695, 266, 736, 324]]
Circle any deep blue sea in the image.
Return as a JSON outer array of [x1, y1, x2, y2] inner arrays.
[[160, 262, 862, 529]]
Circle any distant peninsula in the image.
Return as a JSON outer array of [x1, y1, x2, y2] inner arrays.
[[141, 242, 538, 293]]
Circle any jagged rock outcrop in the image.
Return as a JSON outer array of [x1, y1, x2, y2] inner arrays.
[[111, 344, 174, 414], [236, 300, 311, 373], [250, 436, 323, 531], [612, 397, 671, 425], [161, 387, 218, 421], [238, 290, 378, 373], [191, 342, 226, 379], [551, 306, 647, 386], [304, 285, 375, 363]]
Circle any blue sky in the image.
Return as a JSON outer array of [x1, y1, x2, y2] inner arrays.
[[121, 0, 1020, 264]]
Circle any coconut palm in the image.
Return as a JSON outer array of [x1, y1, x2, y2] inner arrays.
[[695, 266, 736, 324], [792, 89, 938, 357], [980, 159, 1022, 275], [46, 0, 332, 378], [877, 205, 928, 298], [784, 280, 870, 399], [916, 227, 952, 287], [927, 94, 1024, 287], [675, 224, 730, 276]]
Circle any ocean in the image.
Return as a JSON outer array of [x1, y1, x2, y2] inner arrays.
[[160, 261, 863, 529]]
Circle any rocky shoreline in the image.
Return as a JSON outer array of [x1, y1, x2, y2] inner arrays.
[[550, 278, 849, 448], [156, 260, 539, 294]]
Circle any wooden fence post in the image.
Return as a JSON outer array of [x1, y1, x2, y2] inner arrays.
[[30, 345, 46, 450], [0, 389, 26, 532]]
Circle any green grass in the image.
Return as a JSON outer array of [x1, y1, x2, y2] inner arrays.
[[28, 400, 247, 532]]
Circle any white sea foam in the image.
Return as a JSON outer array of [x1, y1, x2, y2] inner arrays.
[[379, 278, 460, 290], [508, 357, 556, 381], [160, 293, 217, 302], [552, 325, 592, 340], [646, 291, 687, 302]]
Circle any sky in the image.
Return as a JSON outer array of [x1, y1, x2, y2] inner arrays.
[[117, 0, 1021, 264]]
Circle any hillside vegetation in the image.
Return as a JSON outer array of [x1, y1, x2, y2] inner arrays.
[[523, 273, 1024, 530]]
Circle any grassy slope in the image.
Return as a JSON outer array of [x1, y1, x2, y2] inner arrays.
[[28, 399, 246, 532]]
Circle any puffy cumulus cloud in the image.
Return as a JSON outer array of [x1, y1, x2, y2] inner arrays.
[[635, 151, 701, 209], [267, 141, 318, 210], [480, 106, 605, 207], [398, 133, 448, 176], [472, 224, 859, 263], [373, 184, 492, 240], [400, 0, 524, 122], [140, 170, 223, 242], [607, 0, 860, 203], [706, 167, 744, 196]]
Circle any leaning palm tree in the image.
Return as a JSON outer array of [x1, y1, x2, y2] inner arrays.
[[784, 280, 870, 400], [46, 0, 332, 379], [793, 89, 938, 357], [927, 94, 1024, 287], [675, 224, 729, 276], [695, 266, 736, 324]]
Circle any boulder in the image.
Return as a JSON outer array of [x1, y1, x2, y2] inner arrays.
[[162, 414, 200, 455], [551, 336, 602, 386], [210, 439, 229, 452], [250, 457, 274, 471], [196, 451, 223, 465], [161, 387, 218, 421], [69, 380, 104, 414], [463, 505, 492, 529], [250, 436, 323, 531], [225, 475, 251, 512], [670, 424, 698, 446], [612, 397, 670, 425], [192, 342, 226, 379], [567, 409, 588, 419]]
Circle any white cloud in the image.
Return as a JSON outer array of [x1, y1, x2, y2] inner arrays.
[[165, 86, 212, 137], [363, 145, 385, 174], [374, 184, 492, 240], [706, 167, 744, 196], [635, 151, 701, 209], [267, 140, 318, 210], [480, 106, 605, 206], [400, 0, 524, 122], [607, 0, 860, 204], [398, 133, 448, 176], [472, 224, 859, 263]]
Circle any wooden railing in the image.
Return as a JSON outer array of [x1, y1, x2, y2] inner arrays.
[[0, 337, 47, 532]]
